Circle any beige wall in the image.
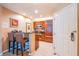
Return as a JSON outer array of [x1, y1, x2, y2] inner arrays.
[[0, 6, 2, 54], [31, 23, 35, 53]]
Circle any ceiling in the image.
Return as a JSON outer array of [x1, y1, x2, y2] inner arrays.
[[0, 3, 70, 18]]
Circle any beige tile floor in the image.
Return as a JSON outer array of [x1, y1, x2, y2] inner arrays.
[[32, 41, 54, 56]]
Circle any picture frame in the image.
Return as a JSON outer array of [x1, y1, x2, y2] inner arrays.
[[26, 23, 32, 33], [10, 18, 18, 27]]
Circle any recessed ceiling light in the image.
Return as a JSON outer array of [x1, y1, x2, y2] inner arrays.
[[34, 10, 38, 14]]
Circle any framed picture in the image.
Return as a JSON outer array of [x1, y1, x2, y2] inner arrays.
[[10, 18, 18, 27], [26, 23, 32, 33]]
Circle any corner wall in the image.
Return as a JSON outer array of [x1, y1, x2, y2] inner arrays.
[[0, 6, 2, 55]]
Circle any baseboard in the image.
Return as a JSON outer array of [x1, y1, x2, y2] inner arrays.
[[0, 49, 8, 56]]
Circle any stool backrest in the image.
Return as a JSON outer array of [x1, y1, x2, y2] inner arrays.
[[16, 32, 23, 42], [8, 32, 14, 41]]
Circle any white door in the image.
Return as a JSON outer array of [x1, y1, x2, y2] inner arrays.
[[66, 4, 77, 56], [53, 4, 77, 56]]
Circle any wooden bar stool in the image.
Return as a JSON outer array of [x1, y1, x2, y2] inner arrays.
[[8, 31, 15, 54], [16, 32, 24, 56]]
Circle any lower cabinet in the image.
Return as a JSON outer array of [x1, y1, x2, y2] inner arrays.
[[35, 35, 39, 50], [35, 32, 53, 50]]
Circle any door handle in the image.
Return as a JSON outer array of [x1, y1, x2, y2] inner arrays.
[[71, 32, 74, 41], [71, 30, 76, 41]]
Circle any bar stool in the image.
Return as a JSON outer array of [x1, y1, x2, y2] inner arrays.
[[8, 31, 15, 54], [16, 32, 24, 56], [24, 33, 29, 51]]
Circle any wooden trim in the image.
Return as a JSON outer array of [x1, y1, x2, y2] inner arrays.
[[77, 4, 79, 56]]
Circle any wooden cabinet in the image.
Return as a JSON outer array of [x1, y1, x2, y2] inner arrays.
[[45, 32, 53, 43], [35, 35, 39, 50], [34, 21, 53, 43], [35, 32, 53, 43]]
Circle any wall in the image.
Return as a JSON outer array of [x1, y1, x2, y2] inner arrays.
[[0, 6, 31, 52], [53, 4, 77, 56], [29, 22, 35, 53], [0, 6, 2, 55], [46, 20, 53, 32]]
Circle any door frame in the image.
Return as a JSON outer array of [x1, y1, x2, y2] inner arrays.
[[77, 4, 79, 56]]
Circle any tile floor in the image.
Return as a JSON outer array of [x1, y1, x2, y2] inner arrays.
[[32, 41, 54, 56]]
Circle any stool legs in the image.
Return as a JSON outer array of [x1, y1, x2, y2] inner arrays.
[[8, 41, 10, 52], [8, 40, 15, 54], [21, 44, 23, 56], [16, 42, 18, 55], [13, 41, 15, 54], [24, 43, 25, 51], [16, 42, 24, 56]]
